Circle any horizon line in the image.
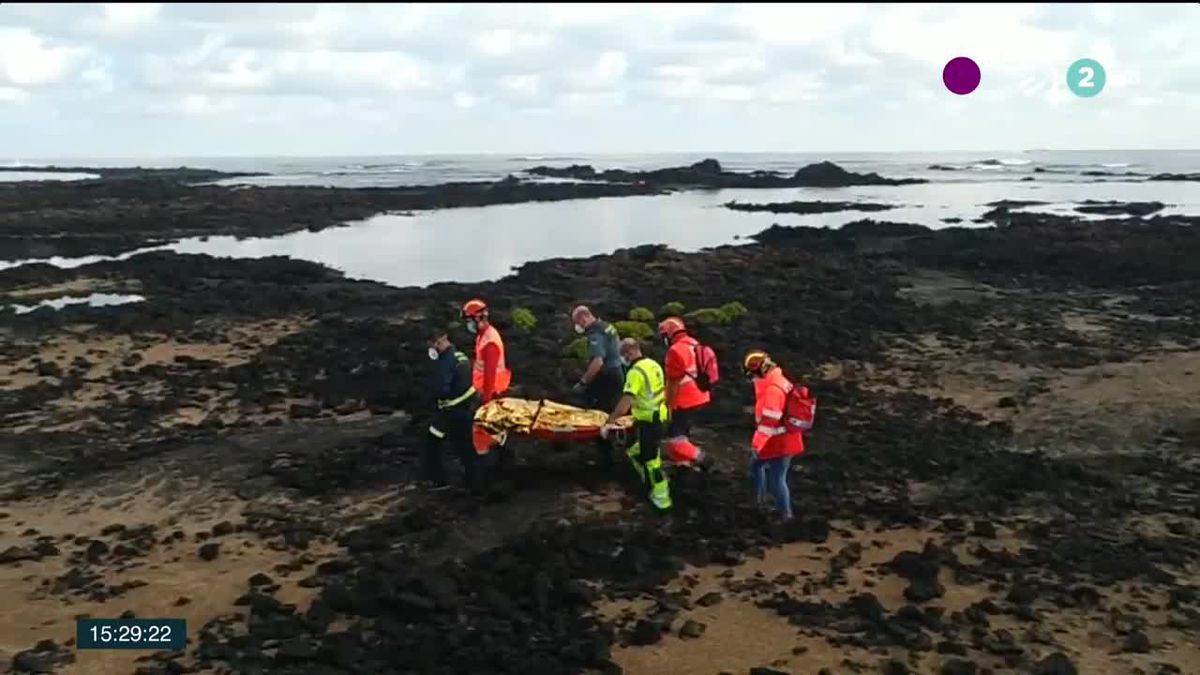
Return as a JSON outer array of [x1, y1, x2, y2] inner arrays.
[[6, 148, 1199, 162]]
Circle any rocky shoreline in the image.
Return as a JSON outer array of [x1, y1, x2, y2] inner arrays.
[[724, 200, 898, 215], [0, 173, 663, 262], [1, 177, 1199, 674], [0, 157, 927, 263], [0, 165, 265, 182]]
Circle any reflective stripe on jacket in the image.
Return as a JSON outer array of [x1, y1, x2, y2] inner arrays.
[[624, 357, 669, 423], [751, 367, 804, 460], [432, 349, 478, 411]]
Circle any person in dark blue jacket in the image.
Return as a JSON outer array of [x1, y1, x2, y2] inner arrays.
[[425, 330, 482, 494]]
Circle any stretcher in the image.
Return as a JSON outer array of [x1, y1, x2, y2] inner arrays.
[[472, 397, 633, 453]]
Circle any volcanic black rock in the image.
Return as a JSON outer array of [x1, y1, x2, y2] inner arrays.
[[1075, 200, 1165, 217], [1148, 173, 1200, 182], [1033, 652, 1078, 675], [0, 546, 37, 564], [941, 659, 978, 675], [1122, 630, 1151, 653], [629, 619, 663, 646], [678, 619, 706, 639], [197, 542, 220, 561], [905, 577, 946, 603], [527, 159, 925, 188], [725, 200, 897, 215], [11, 639, 75, 673]]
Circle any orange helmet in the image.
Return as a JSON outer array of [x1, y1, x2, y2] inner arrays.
[[743, 350, 774, 376], [462, 298, 488, 318], [658, 316, 686, 339]]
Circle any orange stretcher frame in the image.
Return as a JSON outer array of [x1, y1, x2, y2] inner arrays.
[[473, 423, 626, 454]]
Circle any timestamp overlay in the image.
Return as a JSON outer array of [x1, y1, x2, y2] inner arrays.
[[77, 618, 187, 651]]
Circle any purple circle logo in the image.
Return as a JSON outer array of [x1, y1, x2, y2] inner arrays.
[[942, 57, 981, 95]]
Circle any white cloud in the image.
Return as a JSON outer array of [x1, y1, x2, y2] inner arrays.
[[500, 73, 540, 97], [474, 29, 550, 56], [0, 87, 30, 104], [559, 90, 626, 110], [178, 93, 234, 116], [80, 62, 116, 93], [0, 28, 89, 86], [100, 3, 163, 33], [869, 5, 1071, 73], [205, 54, 270, 91], [734, 4, 867, 45], [0, 3, 1196, 155], [591, 51, 628, 85]]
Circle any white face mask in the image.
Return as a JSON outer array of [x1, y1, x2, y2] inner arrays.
[[574, 323, 585, 334], [427, 347, 440, 360]]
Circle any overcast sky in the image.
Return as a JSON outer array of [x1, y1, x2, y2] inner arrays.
[[1, 3, 1196, 158]]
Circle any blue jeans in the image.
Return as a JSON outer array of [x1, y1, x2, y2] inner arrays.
[[750, 455, 793, 518]]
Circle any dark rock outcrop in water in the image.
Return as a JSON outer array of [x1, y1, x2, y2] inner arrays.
[[1148, 172, 1200, 182], [984, 200, 1048, 209], [724, 200, 898, 215], [0, 165, 264, 183], [1075, 200, 1166, 217], [526, 159, 926, 188], [1081, 170, 1146, 177]]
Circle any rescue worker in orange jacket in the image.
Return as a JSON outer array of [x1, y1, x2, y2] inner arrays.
[[462, 299, 512, 404], [743, 350, 805, 520], [658, 317, 710, 468]]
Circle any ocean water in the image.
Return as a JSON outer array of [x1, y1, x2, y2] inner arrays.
[[0, 170, 101, 182], [4, 293, 145, 314], [7, 150, 1200, 188], [1, 151, 1197, 288]]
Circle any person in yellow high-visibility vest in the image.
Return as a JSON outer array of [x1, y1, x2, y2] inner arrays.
[[602, 338, 672, 511]]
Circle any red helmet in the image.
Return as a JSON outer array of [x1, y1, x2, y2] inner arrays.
[[462, 298, 488, 318], [658, 316, 686, 339]]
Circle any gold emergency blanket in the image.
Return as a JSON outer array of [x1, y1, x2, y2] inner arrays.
[[474, 397, 632, 435]]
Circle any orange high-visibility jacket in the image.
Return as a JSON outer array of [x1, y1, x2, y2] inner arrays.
[[473, 324, 511, 402], [665, 335, 712, 411], [751, 367, 805, 460]]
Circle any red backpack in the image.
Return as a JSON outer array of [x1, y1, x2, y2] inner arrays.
[[777, 382, 816, 432], [691, 341, 720, 392]]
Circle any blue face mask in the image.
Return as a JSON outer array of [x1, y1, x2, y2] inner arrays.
[[466, 321, 477, 334]]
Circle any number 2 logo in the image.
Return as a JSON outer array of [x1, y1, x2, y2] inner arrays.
[[1067, 59, 1105, 98]]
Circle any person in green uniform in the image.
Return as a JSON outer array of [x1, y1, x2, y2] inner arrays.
[[603, 338, 672, 511]]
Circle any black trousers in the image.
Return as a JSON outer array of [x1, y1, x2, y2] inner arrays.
[[584, 367, 624, 411], [632, 419, 664, 464], [424, 408, 481, 492], [667, 407, 699, 439], [582, 368, 624, 467]]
